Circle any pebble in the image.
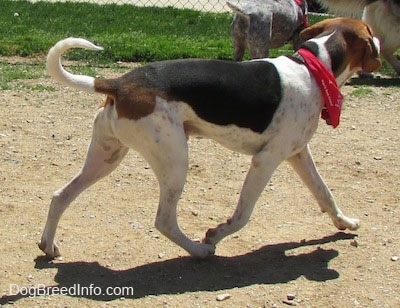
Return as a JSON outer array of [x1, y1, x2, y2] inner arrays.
[[216, 293, 232, 301], [131, 221, 141, 229], [283, 299, 297, 306], [282, 294, 296, 306], [350, 239, 359, 247], [391, 256, 399, 261]]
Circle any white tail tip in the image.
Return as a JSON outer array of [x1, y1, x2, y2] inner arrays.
[[46, 37, 104, 92]]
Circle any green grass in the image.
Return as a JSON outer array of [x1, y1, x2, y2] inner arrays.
[[0, 0, 395, 90], [1, 0, 237, 62], [350, 86, 374, 97], [0, 0, 330, 63], [0, 61, 43, 90], [0, 59, 105, 90]]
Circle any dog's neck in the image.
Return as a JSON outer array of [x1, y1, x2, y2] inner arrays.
[[295, 47, 344, 128], [298, 33, 359, 87]]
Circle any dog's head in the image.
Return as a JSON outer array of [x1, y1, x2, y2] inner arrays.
[[300, 17, 381, 74]]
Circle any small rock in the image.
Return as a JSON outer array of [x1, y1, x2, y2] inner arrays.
[[283, 299, 296, 306], [391, 256, 399, 261], [350, 239, 359, 247], [216, 293, 232, 301], [287, 294, 296, 300], [131, 221, 141, 229]]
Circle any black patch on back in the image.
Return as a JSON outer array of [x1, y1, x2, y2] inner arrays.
[[131, 59, 282, 134]]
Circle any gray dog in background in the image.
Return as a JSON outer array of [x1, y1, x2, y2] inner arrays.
[[227, 0, 309, 61]]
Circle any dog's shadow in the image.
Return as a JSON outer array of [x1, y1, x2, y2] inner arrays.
[[347, 75, 400, 87], [1, 232, 355, 304]]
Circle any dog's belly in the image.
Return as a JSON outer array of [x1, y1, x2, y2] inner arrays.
[[184, 120, 268, 155]]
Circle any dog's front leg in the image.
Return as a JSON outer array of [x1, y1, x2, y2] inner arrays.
[[204, 152, 279, 247], [287, 145, 360, 230]]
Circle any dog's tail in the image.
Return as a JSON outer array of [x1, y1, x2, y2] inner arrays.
[[226, 1, 249, 16], [316, 0, 378, 17], [46, 37, 104, 93]]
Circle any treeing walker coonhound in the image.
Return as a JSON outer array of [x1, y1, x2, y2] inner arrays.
[[39, 17, 381, 259]]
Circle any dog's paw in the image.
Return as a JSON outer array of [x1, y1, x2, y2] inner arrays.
[[333, 215, 360, 231], [37, 240, 61, 259]]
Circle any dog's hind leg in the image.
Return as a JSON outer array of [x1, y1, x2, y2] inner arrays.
[[287, 145, 360, 230], [134, 124, 215, 258], [204, 151, 280, 247], [38, 108, 129, 258]]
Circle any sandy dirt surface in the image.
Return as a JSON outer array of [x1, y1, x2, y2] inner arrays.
[[0, 60, 399, 307]]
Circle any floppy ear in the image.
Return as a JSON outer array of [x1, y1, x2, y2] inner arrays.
[[362, 37, 381, 72], [300, 24, 326, 41]]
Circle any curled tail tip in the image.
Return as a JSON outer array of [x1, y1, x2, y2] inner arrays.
[[57, 37, 103, 51], [46, 37, 99, 93], [46, 38, 103, 59]]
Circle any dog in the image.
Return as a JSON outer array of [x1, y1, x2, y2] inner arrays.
[[39, 17, 380, 259], [227, 0, 309, 61], [317, 0, 400, 74]]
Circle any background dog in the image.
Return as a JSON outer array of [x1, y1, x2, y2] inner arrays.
[[317, 0, 400, 74], [227, 0, 308, 61]]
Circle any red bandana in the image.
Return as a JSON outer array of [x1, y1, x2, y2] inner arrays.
[[297, 48, 344, 128]]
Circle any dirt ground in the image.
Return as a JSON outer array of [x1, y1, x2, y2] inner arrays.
[[0, 59, 399, 307]]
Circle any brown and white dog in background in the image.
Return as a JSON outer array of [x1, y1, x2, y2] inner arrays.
[[39, 18, 380, 260], [227, 0, 309, 60], [317, 0, 400, 74]]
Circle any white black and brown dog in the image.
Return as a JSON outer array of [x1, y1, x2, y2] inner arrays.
[[39, 18, 381, 259]]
